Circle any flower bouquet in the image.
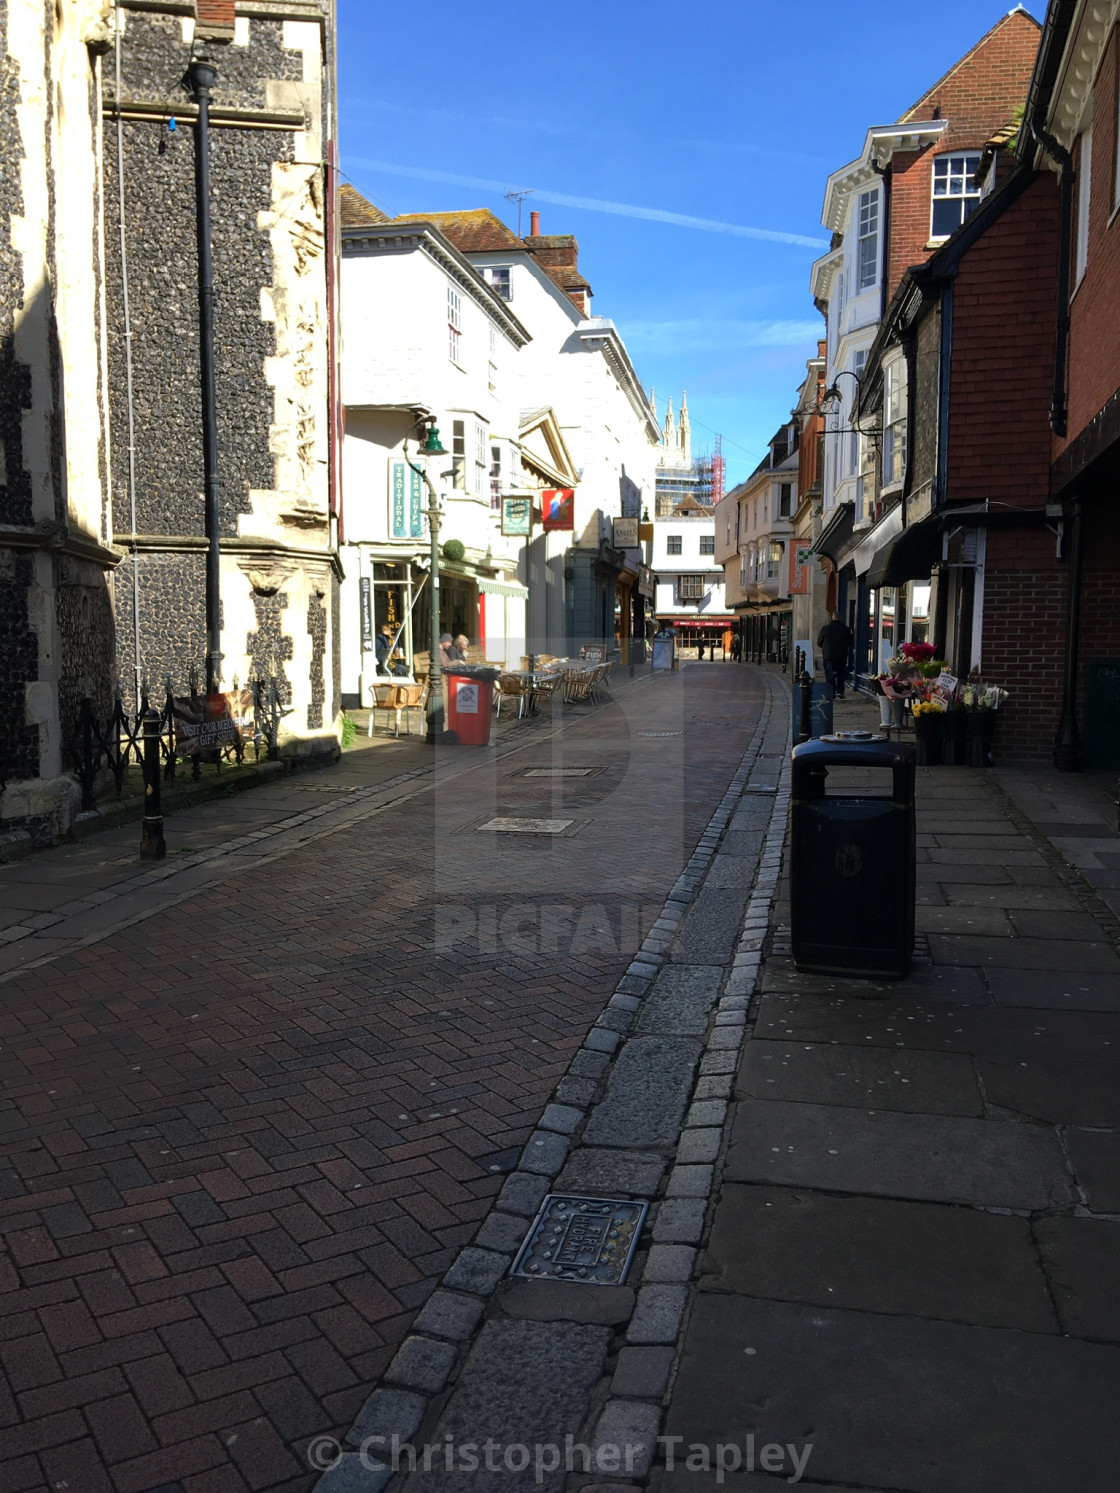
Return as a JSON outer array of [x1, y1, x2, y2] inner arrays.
[[899, 642, 937, 666], [960, 680, 1008, 766]]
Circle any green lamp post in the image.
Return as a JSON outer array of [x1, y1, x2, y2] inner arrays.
[[407, 422, 448, 742]]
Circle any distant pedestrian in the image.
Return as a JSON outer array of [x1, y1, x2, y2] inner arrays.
[[439, 632, 462, 669], [722, 627, 733, 659], [818, 612, 854, 698], [453, 634, 471, 663], [731, 632, 742, 662]]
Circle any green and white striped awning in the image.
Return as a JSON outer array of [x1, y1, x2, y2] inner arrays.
[[479, 579, 529, 599]]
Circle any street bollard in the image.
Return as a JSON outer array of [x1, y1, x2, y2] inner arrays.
[[798, 664, 813, 745], [139, 707, 166, 860]]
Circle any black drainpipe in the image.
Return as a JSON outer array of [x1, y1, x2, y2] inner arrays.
[[1054, 497, 1083, 771], [1031, 121, 1073, 438], [1031, 121, 1080, 767], [187, 58, 223, 698]]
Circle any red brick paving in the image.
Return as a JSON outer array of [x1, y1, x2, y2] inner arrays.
[[0, 667, 766, 1491]]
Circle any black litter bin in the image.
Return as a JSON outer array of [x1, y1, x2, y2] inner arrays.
[[790, 733, 916, 978]]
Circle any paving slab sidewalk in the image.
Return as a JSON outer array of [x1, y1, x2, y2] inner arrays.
[[660, 694, 1120, 1493]]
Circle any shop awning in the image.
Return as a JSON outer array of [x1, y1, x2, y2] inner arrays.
[[815, 501, 854, 564], [658, 617, 736, 628], [479, 578, 528, 599], [867, 516, 943, 589]]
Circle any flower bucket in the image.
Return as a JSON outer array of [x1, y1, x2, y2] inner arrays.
[[942, 710, 967, 766], [914, 711, 941, 766], [966, 711, 994, 768]]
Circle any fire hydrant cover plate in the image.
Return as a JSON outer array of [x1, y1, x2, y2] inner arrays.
[[510, 1194, 648, 1286]]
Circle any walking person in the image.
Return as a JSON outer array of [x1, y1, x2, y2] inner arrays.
[[817, 612, 854, 699]]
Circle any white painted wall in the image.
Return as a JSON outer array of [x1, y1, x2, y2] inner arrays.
[[340, 237, 529, 697]]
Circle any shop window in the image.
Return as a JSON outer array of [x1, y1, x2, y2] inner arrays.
[[700, 534, 715, 555], [765, 541, 783, 581], [667, 534, 683, 555], [677, 574, 704, 602], [452, 419, 466, 489]]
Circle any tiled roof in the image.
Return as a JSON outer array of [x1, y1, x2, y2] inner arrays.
[[339, 185, 389, 227], [392, 209, 522, 252], [539, 264, 592, 296]]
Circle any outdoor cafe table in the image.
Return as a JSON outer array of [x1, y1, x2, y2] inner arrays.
[[499, 663, 588, 714]]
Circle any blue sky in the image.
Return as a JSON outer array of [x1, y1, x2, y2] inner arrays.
[[337, 1, 1039, 487]]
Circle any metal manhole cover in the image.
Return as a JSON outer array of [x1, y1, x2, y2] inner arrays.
[[744, 785, 777, 794], [478, 817, 574, 834], [510, 1194, 648, 1285], [523, 768, 595, 778], [638, 731, 682, 737]]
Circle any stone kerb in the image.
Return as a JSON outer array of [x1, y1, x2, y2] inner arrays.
[[323, 670, 793, 1492]]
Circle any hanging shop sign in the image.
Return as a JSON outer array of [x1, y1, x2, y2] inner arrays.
[[612, 517, 640, 549], [359, 576, 373, 651], [390, 461, 424, 539], [541, 488, 575, 531], [638, 565, 655, 599], [789, 542, 813, 595], [501, 495, 533, 536]]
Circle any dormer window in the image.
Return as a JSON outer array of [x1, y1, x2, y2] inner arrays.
[[857, 188, 879, 290], [931, 154, 981, 238], [484, 266, 512, 301]]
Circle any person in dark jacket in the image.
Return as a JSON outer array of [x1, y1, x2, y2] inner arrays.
[[817, 613, 854, 698], [376, 624, 408, 676]]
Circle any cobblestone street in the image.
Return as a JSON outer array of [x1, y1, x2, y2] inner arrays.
[[0, 664, 767, 1493]]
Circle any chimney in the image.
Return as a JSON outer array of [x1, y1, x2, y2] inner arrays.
[[196, 0, 236, 38], [529, 210, 540, 236]]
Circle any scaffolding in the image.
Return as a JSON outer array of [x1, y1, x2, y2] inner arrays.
[[655, 453, 718, 517]]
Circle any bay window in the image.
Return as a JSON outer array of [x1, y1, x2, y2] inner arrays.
[[882, 357, 907, 489]]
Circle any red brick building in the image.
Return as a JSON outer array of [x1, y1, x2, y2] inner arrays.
[[1026, 0, 1120, 768], [885, 10, 1045, 294], [814, 10, 1041, 697], [858, 157, 1063, 759]]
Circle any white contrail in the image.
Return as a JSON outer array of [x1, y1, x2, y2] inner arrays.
[[343, 97, 828, 167], [347, 159, 829, 250]]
